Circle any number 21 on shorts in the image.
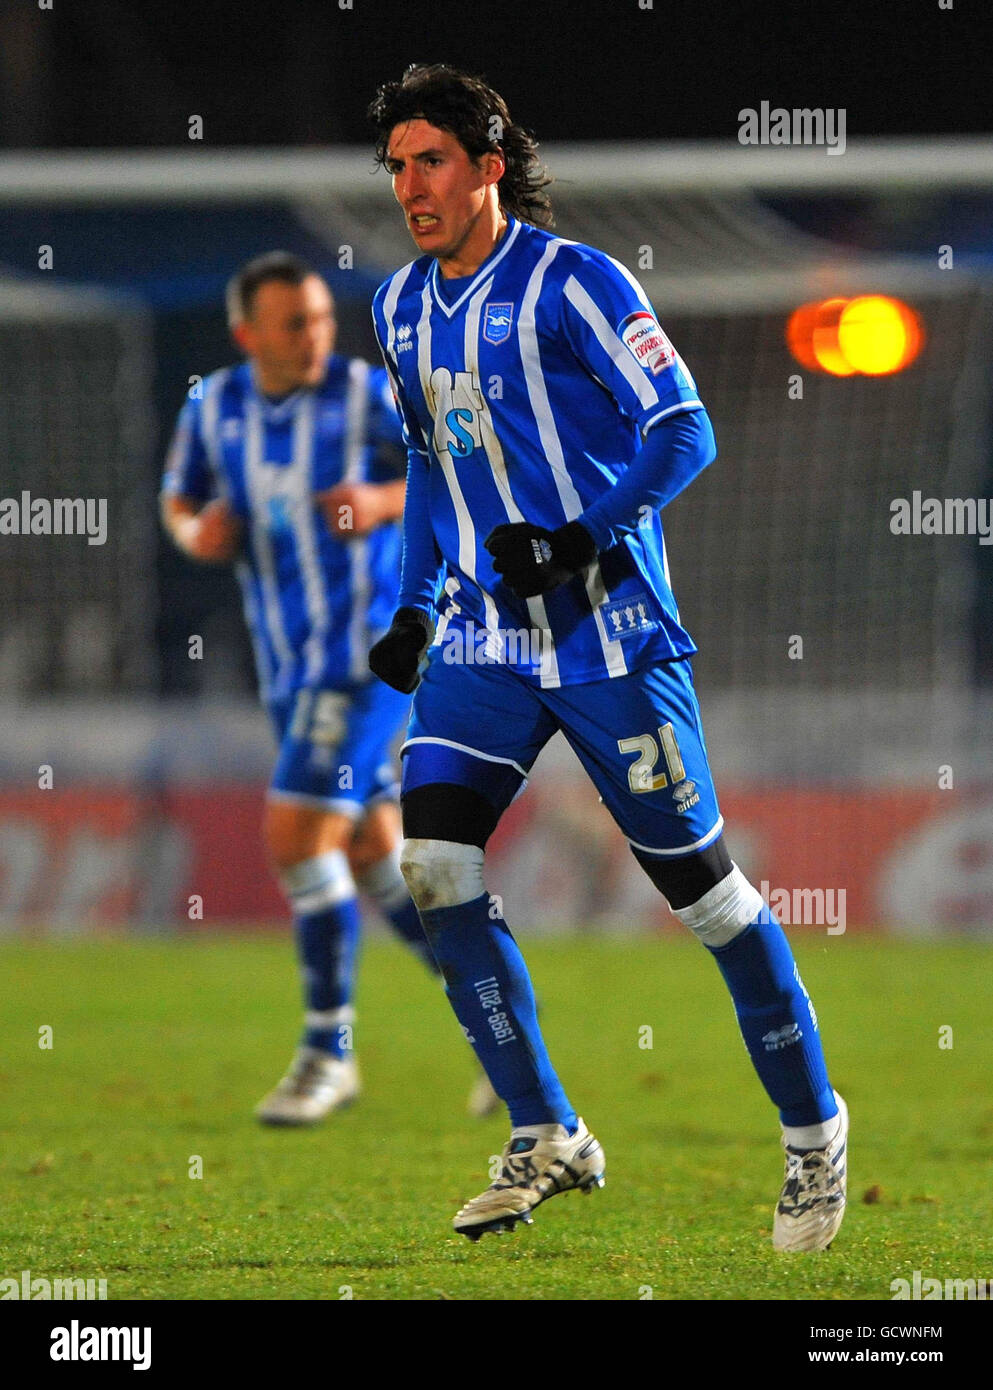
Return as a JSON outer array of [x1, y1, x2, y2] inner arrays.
[[618, 723, 686, 794]]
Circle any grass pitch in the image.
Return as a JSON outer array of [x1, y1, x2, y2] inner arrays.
[[1, 934, 990, 1301]]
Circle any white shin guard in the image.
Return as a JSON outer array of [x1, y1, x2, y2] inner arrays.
[[279, 850, 355, 915], [673, 864, 765, 948], [399, 838, 486, 911], [353, 847, 410, 913]]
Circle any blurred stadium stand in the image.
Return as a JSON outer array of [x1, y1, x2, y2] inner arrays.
[[1, 141, 992, 934]]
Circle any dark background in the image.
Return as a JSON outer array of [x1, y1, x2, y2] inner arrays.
[[0, 0, 988, 149], [3, 0, 990, 696]]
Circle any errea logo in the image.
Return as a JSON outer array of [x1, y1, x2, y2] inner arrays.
[[762, 1022, 803, 1052], [395, 324, 414, 352]]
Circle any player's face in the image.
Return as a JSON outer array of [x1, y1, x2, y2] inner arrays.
[[386, 119, 502, 265], [238, 276, 336, 391]]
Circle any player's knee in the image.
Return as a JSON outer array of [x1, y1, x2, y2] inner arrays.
[[263, 800, 349, 871], [672, 864, 765, 948], [399, 838, 485, 914], [278, 848, 356, 913], [635, 838, 763, 948], [351, 846, 405, 905], [347, 804, 399, 877], [634, 836, 733, 908], [347, 834, 382, 878]]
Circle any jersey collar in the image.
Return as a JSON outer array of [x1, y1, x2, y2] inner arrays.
[[428, 217, 522, 319], [247, 361, 324, 419]]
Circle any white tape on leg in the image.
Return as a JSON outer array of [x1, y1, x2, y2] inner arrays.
[[399, 839, 486, 911], [673, 863, 765, 948]]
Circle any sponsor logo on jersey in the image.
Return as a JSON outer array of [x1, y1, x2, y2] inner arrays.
[[395, 323, 414, 352], [618, 310, 676, 375], [483, 302, 514, 344]]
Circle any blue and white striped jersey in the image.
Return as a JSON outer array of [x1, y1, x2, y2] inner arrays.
[[162, 355, 404, 701], [372, 216, 705, 688]]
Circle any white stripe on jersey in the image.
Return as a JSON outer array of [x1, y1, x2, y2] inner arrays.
[[289, 394, 333, 685], [343, 357, 370, 483], [416, 282, 436, 419], [383, 261, 413, 361], [383, 265, 430, 456], [562, 275, 660, 412], [604, 252, 654, 310], [605, 253, 701, 397], [201, 368, 232, 499], [243, 397, 295, 671], [518, 242, 625, 682], [200, 369, 275, 691], [416, 283, 479, 590], [343, 359, 372, 681], [464, 279, 516, 662]]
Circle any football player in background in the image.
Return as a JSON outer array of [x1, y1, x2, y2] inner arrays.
[[367, 65, 847, 1248], [161, 251, 497, 1125]]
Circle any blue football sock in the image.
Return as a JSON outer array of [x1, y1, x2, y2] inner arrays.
[[420, 893, 576, 1131], [281, 852, 361, 1057], [707, 905, 837, 1127]]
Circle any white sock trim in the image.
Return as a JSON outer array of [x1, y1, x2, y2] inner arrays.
[[304, 1005, 356, 1029], [673, 863, 764, 948], [782, 1111, 842, 1151], [281, 850, 355, 915], [399, 838, 485, 911]]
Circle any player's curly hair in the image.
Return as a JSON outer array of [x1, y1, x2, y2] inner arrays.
[[367, 63, 554, 229]]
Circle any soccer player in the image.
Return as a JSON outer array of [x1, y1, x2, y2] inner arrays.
[[366, 66, 849, 1249], [161, 251, 497, 1125]]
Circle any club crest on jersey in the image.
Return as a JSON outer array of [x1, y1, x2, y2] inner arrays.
[[618, 310, 676, 375], [483, 302, 514, 344]]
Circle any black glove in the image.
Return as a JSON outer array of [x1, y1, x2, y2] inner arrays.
[[484, 520, 597, 599], [368, 607, 433, 693]]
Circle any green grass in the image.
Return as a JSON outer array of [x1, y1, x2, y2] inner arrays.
[[1, 935, 990, 1300]]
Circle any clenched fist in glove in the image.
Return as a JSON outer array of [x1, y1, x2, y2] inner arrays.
[[484, 519, 597, 599], [368, 606, 434, 693]]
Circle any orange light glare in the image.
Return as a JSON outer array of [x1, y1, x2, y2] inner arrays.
[[786, 296, 924, 376]]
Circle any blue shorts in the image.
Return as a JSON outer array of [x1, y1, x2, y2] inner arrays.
[[267, 679, 413, 817], [401, 652, 723, 858]]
